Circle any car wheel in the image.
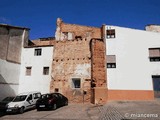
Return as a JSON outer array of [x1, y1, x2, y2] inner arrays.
[[53, 104, 57, 110], [19, 107, 24, 114]]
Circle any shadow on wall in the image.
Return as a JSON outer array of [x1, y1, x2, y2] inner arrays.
[[0, 74, 16, 100]]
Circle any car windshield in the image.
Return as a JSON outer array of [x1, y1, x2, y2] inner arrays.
[[13, 95, 27, 102], [41, 94, 57, 99], [41, 94, 52, 99], [2, 97, 14, 102]]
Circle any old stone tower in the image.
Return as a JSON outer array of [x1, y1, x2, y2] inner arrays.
[[49, 18, 107, 104]]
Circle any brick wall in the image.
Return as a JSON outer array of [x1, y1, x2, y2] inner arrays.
[[50, 38, 91, 103], [91, 39, 107, 87], [55, 18, 101, 41]]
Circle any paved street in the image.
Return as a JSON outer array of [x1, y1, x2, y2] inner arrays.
[[1, 100, 160, 120], [0, 103, 100, 120]]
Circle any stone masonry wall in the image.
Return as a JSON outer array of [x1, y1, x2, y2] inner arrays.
[[50, 18, 103, 103], [50, 38, 91, 103], [91, 39, 106, 87], [55, 18, 101, 41]]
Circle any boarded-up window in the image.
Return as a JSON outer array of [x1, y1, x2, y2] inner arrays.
[[107, 29, 115, 39], [43, 67, 49, 75], [26, 67, 32, 76], [149, 48, 160, 62], [107, 55, 116, 68]]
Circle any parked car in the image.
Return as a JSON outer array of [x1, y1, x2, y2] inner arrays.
[[36, 93, 68, 111], [0, 96, 15, 112], [6, 91, 41, 114]]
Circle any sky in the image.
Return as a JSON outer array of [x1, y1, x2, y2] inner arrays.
[[0, 0, 160, 40]]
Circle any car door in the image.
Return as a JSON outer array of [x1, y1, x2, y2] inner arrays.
[[33, 93, 41, 105], [57, 93, 63, 106], [25, 94, 34, 109]]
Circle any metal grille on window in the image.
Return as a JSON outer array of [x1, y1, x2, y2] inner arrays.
[[106, 29, 115, 38], [43, 67, 49, 75], [34, 48, 42, 56]]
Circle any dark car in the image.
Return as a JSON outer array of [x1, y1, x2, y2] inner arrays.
[[36, 93, 68, 111], [0, 97, 15, 112]]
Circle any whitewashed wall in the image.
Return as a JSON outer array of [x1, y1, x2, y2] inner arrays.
[[19, 46, 53, 94], [0, 59, 20, 100], [106, 26, 160, 90]]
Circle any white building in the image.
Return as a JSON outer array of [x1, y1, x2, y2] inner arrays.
[[0, 24, 29, 100], [105, 25, 160, 100], [19, 45, 54, 94]]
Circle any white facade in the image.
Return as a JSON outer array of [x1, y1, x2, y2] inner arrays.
[[106, 26, 160, 90], [19, 46, 54, 94]]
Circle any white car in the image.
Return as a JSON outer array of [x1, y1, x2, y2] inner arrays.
[[6, 91, 41, 114]]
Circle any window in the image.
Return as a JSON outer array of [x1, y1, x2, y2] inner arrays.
[[149, 48, 160, 62], [34, 48, 42, 56], [106, 29, 115, 38], [43, 67, 49, 75], [72, 78, 81, 88], [26, 67, 32, 76], [62, 32, 73, 40], [62, 32, 68, 40], [55, 88, 59, 92], [107, 55, 116, 68], [33, 93, 41, 99], [27, 94, 32, 101]]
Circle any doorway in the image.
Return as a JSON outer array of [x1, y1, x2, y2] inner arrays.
[[152, 75, 160, 98]]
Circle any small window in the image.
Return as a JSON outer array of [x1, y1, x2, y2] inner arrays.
[[26, 67, 32, 76], [43, 67, 49, 75], [107, 55, 116, 68], [34, 48, 42, 56], [106, 29, 115, 39], [149, 48, 160, 62], [72, 78, 81, 88], [55, 88, 59, 92], [63, 32, 68, 40]]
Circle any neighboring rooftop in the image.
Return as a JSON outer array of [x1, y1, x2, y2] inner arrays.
[[0, 24, 30, 30], [145, 24, 160, 33]]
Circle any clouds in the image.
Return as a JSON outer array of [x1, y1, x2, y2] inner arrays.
[[0, 17, 11, 24]]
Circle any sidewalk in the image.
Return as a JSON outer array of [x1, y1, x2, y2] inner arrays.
[[97, 100, 160, 120]]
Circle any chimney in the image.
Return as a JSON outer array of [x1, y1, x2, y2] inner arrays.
[[101, 24, 106, 41], [56, 18, 63, 27]]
